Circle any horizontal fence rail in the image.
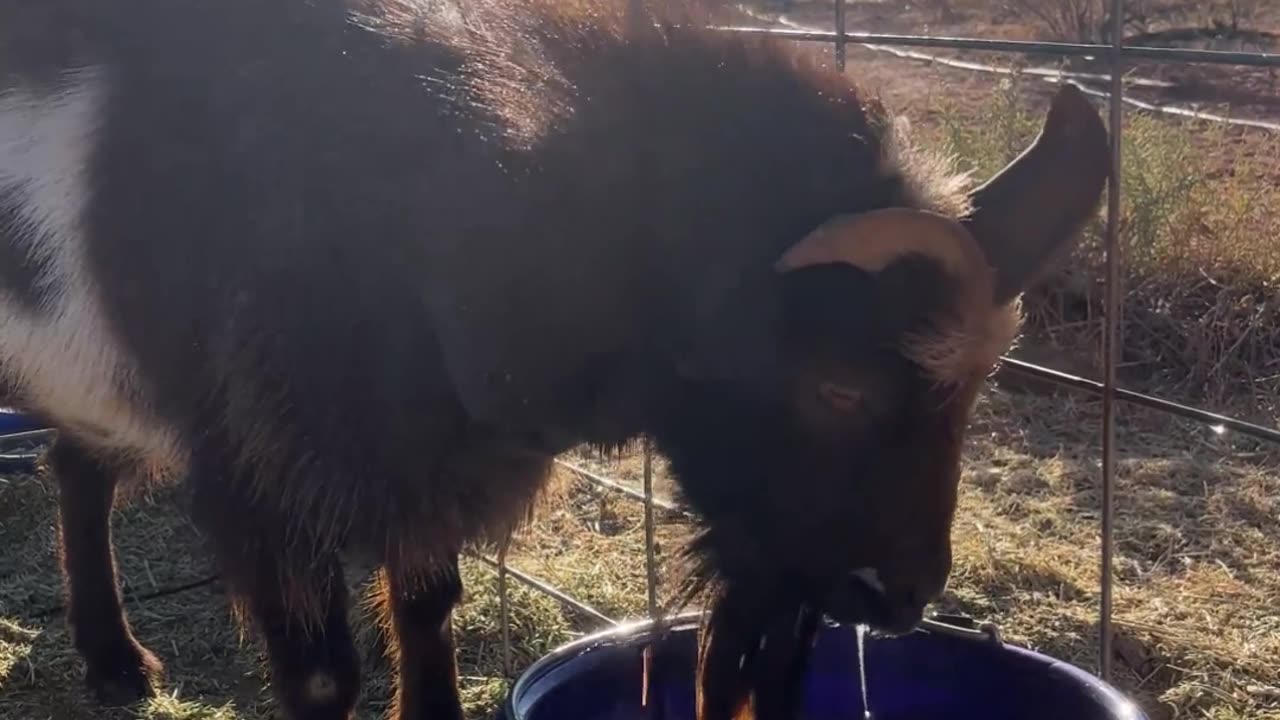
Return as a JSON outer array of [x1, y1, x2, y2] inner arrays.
[[741, 9, 1280, 132], [712, 24, 1280, 67], [473, 552, 620, 628], [999, 359, 1280, 444]]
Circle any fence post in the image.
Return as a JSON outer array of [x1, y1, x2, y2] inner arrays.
[[1100, 0, 1127, 684], [642, 437, 665, 717]]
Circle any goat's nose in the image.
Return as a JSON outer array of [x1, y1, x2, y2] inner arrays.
[[907, 567, 949, 608], [847, 567, 947, 636], [851, 563, 947, 604], [875, 583, 932, 635]]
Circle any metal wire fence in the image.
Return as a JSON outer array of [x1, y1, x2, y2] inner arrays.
[[2, 0, 1279, 710]]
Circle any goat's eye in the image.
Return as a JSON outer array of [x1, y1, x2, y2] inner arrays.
[[817, 381, 863, 413]]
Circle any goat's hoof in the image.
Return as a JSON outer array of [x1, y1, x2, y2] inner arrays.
[[85, 644, 163, 706]]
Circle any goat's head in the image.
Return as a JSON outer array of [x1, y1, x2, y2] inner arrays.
[[652, 84, 1110, 719]]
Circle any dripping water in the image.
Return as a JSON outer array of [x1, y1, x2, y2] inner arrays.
[[855, 624, 871, 719]]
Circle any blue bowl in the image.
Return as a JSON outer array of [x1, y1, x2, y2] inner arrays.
[[502, 613, 1147, 720], [0, 409, 46, 437]]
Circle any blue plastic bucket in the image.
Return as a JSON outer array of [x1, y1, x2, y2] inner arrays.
[[502, 614, 1147, 720], [0, 408, 45, 437]]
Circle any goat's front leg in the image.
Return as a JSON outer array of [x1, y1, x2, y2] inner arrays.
[[379, 556, 465, 720], [50, 436, 163, 705]]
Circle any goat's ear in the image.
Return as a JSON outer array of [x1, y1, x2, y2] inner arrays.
[[962, 84, 1111, 305]]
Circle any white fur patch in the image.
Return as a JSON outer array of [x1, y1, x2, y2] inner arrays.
[[0, 67, 183, 470]]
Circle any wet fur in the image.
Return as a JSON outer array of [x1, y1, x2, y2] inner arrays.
[[694, 582, 825, 720]]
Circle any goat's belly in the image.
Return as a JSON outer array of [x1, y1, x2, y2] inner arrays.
[[0, 66, 183, 471]]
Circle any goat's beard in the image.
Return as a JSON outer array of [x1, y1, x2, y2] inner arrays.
[[696, 590, 822, 720], [672, 532, 824, 720]]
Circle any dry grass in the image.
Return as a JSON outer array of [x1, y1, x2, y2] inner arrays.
[[910, 70, 1280, 422], [0, 468, 571, 720], [932, 75, 1280, 282], [828, 0, 1280, 40], [948, 389, 1280, 720], [973, 0, 1277, 42]]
